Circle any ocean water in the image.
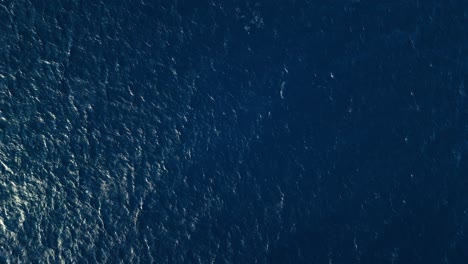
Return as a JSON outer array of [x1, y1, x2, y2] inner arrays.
[[0, 0, 467, 263]]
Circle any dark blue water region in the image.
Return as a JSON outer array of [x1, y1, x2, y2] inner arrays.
[[0, 0, 467, 263]]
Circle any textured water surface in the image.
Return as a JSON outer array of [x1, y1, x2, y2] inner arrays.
[[1, 0, 468, 263]]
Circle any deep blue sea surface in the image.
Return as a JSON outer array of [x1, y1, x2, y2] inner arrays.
[[1, 0, 468, 263]]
